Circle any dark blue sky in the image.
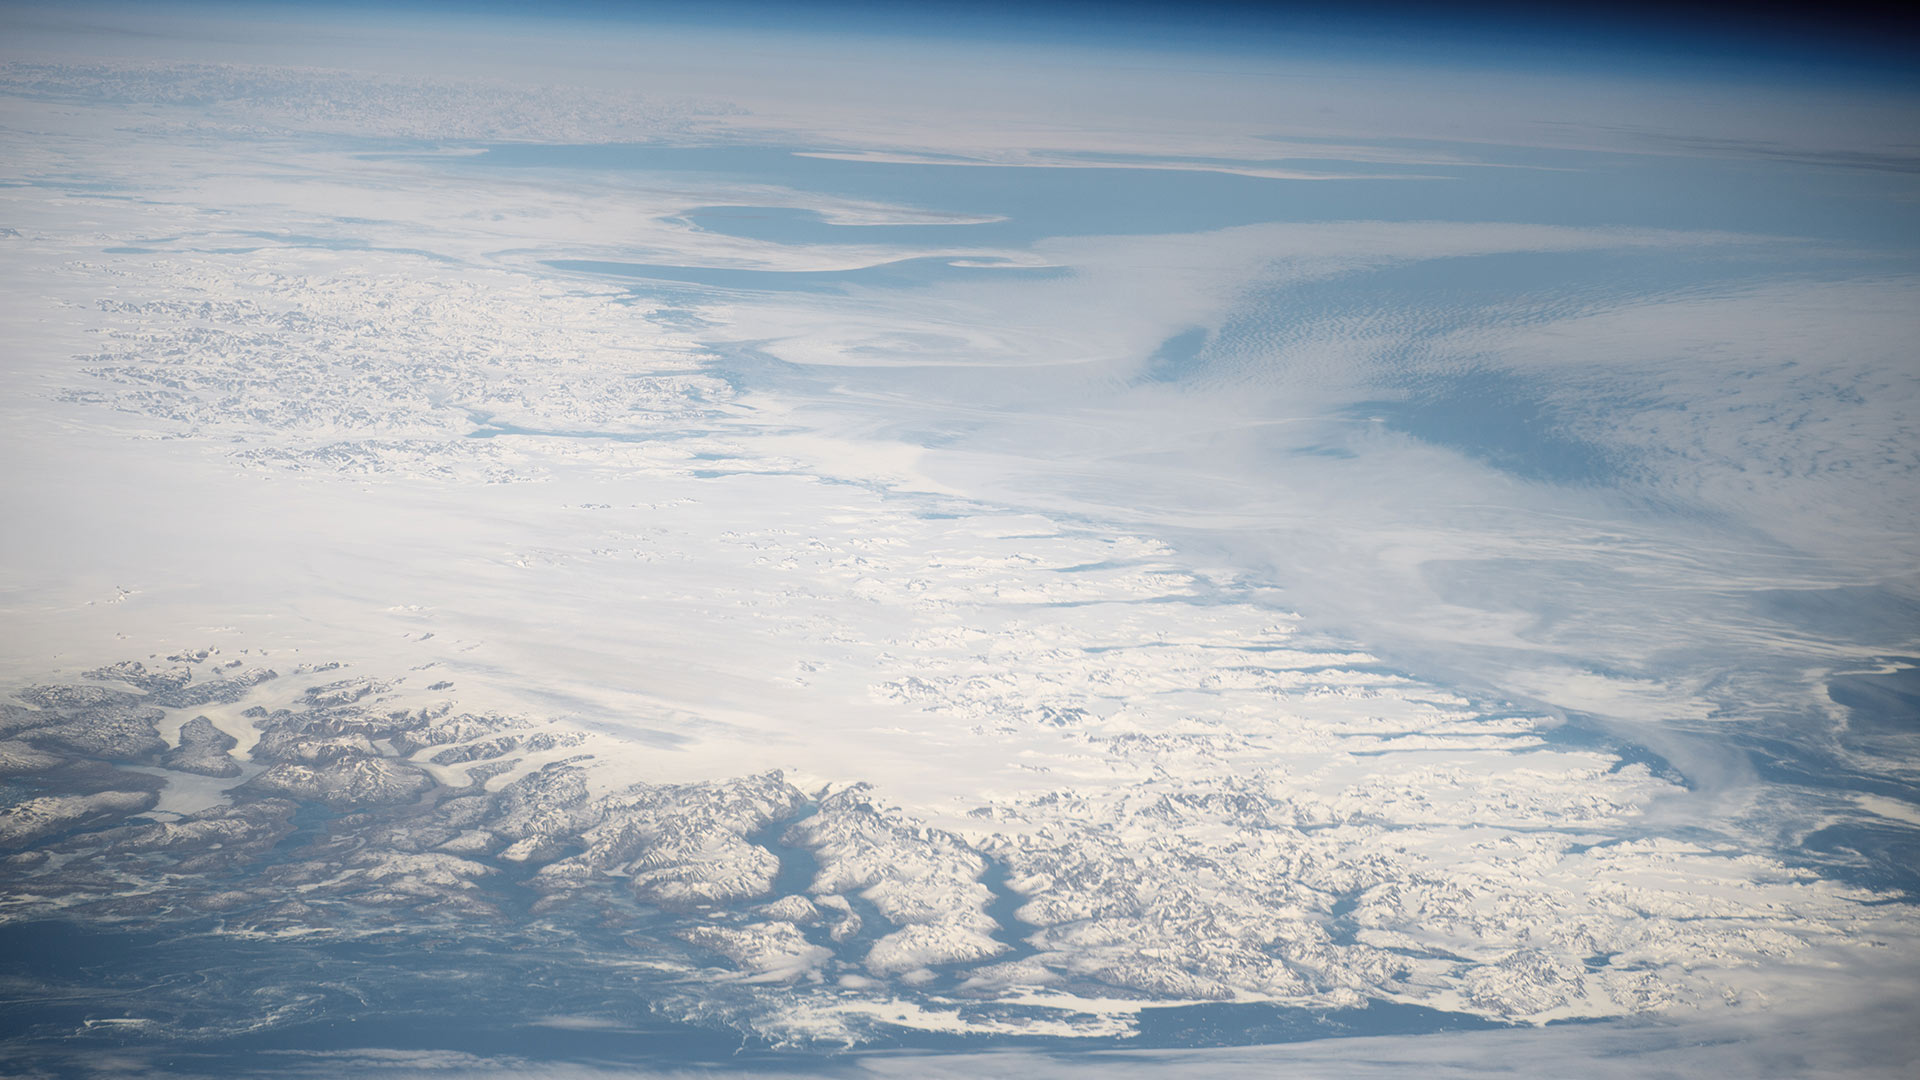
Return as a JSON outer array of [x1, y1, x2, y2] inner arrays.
[[239, 0, 1916, 82], [133, 0, 1919, 83]]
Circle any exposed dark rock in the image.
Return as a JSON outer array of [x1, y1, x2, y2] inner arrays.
[[391, 712, 516, 756], [461, 758, 521, 789], [85, 660, 192, 694], [250, 727, 378, 766], [302, 678, 381, 708], [151, 667, 278, 709], [429, 735, 520, 765], [22, 705, 167, 761], [0, 739, 64, 775], [17, 684, 139, 711], [238, 757, 434, 808], [160, 715, 242, 777], [0, 704, 53, 737], [0, 788, 159, 849], [488, 763, 590, 840]]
